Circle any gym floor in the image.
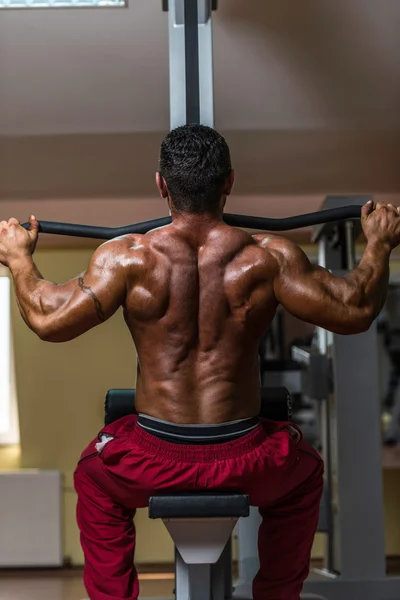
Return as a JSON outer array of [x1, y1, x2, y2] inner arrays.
[[0, 569, 175, 600], [2, 560, 400, 600]]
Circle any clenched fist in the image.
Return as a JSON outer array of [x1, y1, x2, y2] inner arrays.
[[0, 215, 39, 267], [361, 201, 400, 251]]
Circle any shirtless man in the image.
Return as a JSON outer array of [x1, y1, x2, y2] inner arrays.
[[1, 124, 399, 600]]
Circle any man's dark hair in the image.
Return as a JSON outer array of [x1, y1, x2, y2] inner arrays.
[[159, 124, 232, 213]]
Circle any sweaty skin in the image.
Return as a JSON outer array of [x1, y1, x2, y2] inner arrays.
[[0, 201, 399, 423]]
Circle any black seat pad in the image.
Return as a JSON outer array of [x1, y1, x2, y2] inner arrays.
[[149, 493, 250, 519]]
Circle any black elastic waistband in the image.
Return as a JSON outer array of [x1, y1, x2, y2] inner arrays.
[[137, 414, 259, 445]]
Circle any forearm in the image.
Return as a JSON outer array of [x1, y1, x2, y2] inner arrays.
[[9, 255, 74, 333], [344, 240, 390, 319]]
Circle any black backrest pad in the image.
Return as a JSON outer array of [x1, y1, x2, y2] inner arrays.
[[105, 389, 136, 426], [105, 387, 292, 426]]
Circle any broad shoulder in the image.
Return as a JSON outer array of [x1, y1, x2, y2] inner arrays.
[[252, 234, 306, 263], [90, 234, 146, 270], [97, 234, 144, 253]]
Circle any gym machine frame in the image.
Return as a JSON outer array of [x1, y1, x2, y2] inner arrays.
[[303, 197, 400, 599], [235, 197, 400, 600]]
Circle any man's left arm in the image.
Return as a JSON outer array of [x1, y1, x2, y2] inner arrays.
[[1, 216, 128, 342]]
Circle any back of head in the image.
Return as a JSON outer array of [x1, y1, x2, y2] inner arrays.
[[159, 124, 232, 214]]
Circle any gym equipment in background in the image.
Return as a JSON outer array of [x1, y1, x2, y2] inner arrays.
[[235, 196, 400, 600]]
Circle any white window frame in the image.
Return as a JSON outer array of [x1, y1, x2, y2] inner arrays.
[[0, 0, 125, 8], [0, 271, 19, 446]]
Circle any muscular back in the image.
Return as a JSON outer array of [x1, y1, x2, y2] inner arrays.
[[11, 204, 387, 421], [124, 223, 278, 423]]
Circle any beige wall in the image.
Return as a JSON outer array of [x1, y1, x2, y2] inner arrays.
[[0, 247, 400, 564], [3, 247, 167, 565], [0, 0, 399, 136]]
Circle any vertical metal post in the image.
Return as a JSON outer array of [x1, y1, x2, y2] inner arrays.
[[167, 0, 214, 129], [175, 548, 190, 599], [316, 237, 335, 574], [211, 540, 232, 599], [184, 0, 200, 123], [344, 221, 355, 270], [175, 552, 213, 599], [332, 328, 387, 578], [197, 1, 214, 127], [188, 563, 212, 600], [168, 0, 186, 130], [222, 538, 233, 598], [236, 507, 262, 591]]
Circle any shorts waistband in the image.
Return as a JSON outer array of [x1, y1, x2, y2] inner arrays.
[[132, 419, 268, 462], [137, 413, 259, 444]]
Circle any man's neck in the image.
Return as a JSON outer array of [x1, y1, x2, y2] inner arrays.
[[171, 210, 224, 233]]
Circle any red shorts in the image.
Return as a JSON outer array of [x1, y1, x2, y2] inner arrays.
[[74, 415, 323, 600]]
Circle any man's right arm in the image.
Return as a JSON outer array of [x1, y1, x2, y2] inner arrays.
[[269, 202, 399, 335]]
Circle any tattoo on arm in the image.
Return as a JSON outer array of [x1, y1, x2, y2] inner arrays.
[[78, 277, 106, 322]]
